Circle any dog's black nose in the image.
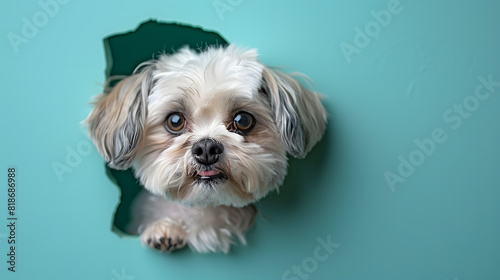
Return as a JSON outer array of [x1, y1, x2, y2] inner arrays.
[[192, 138, 224, 165]]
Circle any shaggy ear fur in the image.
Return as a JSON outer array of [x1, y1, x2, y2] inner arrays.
[[261, 67, 327, 158], [85, 63, 155, 169]]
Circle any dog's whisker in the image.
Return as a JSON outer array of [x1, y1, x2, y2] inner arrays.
[[85, 43, 326, 253]]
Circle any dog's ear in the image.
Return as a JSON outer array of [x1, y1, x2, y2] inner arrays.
[[85, 64, 155, 169], [261, 67, 327, 158]]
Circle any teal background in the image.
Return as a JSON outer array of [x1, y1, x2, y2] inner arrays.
[[1, 0, 499, 279]]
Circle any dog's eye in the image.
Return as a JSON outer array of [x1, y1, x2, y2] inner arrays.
[[233, 112, 255, 132], [165, 113, 186, 134]]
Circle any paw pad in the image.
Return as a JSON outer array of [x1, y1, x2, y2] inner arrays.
[[141, 220, 188, 252]]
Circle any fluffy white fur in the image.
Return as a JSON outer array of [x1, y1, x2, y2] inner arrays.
[[86, 44, 326, 253]]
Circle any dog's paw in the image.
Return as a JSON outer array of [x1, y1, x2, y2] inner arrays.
[[141, 219, 188, 252]]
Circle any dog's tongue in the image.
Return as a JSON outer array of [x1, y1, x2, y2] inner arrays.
[[198, 170, 220, 177]]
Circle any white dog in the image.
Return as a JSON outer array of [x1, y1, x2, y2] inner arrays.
[[86, 44, 326, 253]]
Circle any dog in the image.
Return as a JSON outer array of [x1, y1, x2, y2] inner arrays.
[[86, 44, 326, 253]]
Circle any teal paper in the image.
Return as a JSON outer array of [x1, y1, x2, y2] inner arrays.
[[1, 0, 499, 279]]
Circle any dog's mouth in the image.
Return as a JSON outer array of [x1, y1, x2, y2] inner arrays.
[[194, 170, 228, 181]]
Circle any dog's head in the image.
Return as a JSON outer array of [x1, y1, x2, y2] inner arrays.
[[86, 45, 326, 207]]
